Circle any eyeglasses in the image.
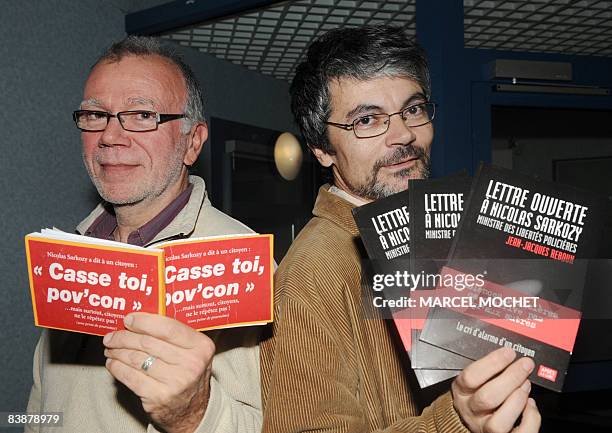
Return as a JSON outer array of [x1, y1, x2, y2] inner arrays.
[[326, 102, 436, 139], [72, 110, 185, 132]]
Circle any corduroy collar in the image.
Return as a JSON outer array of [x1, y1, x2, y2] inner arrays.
[[312, 184, 361, 237]]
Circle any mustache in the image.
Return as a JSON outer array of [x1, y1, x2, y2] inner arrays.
[[374, 144, 428, 170], [93, 153, 141, 166], [97, 162, 139, 165]]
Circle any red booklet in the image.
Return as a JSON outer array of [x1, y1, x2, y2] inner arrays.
[[25, 230, 274, 336]]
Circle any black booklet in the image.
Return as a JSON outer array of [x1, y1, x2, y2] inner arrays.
[[408, 176, 472, 277], [352, 190, 411, 264], [351, 189, 412, 322], [352, 185, 459, 388], [407, 177, 472, 377], [419, 163, 606, 392]]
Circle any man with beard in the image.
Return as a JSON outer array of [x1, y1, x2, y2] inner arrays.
[[261, 26, 541, 433], [25, 37, 261, 433]]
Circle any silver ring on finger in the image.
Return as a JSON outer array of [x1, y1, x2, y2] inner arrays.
[[141, 355, 156, 373]]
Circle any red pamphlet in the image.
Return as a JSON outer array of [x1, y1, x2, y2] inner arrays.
[[25, 230, 274, 336]]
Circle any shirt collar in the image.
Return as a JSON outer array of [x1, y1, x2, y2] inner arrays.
[[328, 185, 369, 207], [313, 184, 361, 237], [84, 183, 194, 246]]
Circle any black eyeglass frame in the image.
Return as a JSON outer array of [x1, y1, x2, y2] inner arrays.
[[72, 110, 185, 132], [325, 102, 437, 139]]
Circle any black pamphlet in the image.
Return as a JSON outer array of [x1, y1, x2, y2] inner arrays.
[[352, 189, 411, 319], [408, 176, 472, 277], [352, 190, 411, 264], [353, 184, 463, 388], [420, 163, 606, 392], [407, 177, 472, 377]]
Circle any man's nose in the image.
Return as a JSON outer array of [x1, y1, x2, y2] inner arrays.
[[99, 116, 129, 147], [384, 112, 416, 146]]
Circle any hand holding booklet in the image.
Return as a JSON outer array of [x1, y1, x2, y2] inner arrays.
[[419, 164, 607, 392], [353, 164, 608, 392], [25, 229, 274, 336]]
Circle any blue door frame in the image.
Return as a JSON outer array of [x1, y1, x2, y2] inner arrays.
[[416, 0, 612, 178]]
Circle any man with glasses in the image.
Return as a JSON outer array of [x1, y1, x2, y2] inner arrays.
[[261, 25, 541, 433], [26, 36, 261, 433]]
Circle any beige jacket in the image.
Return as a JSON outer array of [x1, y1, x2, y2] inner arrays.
[[26, 176, 262, 433]]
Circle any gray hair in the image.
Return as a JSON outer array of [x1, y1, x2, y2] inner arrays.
[[93, 36, 205, 134], [291, 25, 431, 154]]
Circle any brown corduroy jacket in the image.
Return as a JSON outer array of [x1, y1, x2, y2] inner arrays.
[[261, 186, 470, 433]]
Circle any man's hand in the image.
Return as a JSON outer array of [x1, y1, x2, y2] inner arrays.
[[103, 313, 215, 433], [452, 347, 541, 433]]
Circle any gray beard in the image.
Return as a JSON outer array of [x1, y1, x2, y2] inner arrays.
[[83, 136, 188, 206], [348, 144, 431, 200]]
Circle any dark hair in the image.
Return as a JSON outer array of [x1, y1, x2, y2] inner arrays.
[[93, 36, 205, 132], [290, 25, 430, 154]]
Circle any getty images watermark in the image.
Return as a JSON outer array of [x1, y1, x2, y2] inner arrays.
[[369, 270, 540, 312]]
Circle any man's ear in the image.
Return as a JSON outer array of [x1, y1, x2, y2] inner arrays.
[[310, 145, 335, 168], [184, 122, 208, 166]]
